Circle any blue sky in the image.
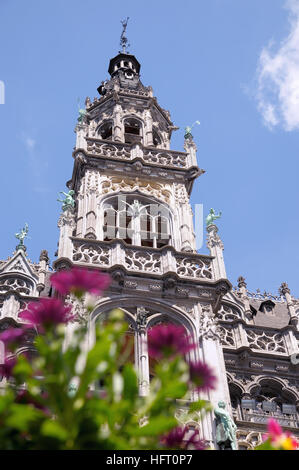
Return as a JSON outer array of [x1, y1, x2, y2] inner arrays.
[[1, 0, 299, 296]]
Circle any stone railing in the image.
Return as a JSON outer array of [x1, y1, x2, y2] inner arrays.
[[235, 408, 298, 428], [85, 138, 192, 169], [219, 322, 298, 356], [71, 238, 213, 281]]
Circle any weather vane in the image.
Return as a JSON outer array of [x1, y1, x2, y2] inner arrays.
[[120, 17, 130, 53]]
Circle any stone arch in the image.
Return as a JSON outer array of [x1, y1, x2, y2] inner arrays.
[[90, 297, 197, 338]]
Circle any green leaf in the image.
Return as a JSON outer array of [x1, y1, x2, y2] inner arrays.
[[123, 364, 138, 402], [41, 420, 69, 441], [6, 404, 41, 431]]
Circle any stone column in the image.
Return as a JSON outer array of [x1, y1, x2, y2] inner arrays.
[[37, 249, 49, 294], [207, 224, 226, 279], [75, 123, 87, 150], [57, 210, 76, 260], [280, 282, 299, 330], [144, 109, 153, 147], [237, 276, 252, 322], [198, 308, 232, 448], [135, 307, 150, 397], [184, 136, 198, 167], [113, 104, 123, 142]]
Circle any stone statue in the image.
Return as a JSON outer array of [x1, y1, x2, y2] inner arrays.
[[214, 401, 237, 450], [184, 120, 200, 140], [15, 223, 29, 247], [57, 190, 75, 212], [206, 208, 222, 227]]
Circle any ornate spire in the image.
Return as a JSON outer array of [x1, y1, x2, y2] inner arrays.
[[119, 17, 130, 53]]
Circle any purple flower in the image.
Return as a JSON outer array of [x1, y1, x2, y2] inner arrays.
[[0, 327, 29, 349], [161, 426, 206, 450], [189, 361, 217, 392], [19, 298, 74, 331], [148, 324, 196, 360], [0, 356, 17, 379], [50, 267, 111, 298]]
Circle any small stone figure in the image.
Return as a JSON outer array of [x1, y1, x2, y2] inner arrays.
[[214, 401, 237, 450], [136, 307, 148, 328], [206, 208, 222, 227], [15, 223, 29, 249], [184, 120, 200, 140], [57, 190, 75, 212]]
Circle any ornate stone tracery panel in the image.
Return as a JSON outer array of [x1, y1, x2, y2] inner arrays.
[[124, 249, 162, 274], [216, 303, 242, 321], [73, 241, 110, 266], [218, 325, 235, 347], [0, 276, 34, 296], [175, 256, 212, 280], [246, 329, 287, 353]]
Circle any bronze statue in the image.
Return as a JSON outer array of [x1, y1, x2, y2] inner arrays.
[[15, 223, 29, 246], [214, 401, 237, 450], [206, 208, 222, 227], [57, 190, 75, 212]]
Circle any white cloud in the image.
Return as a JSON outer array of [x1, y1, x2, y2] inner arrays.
[[256, 0, 299, 131]]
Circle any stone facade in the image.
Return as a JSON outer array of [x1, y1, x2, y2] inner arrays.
[[0, 50, 298, 449]]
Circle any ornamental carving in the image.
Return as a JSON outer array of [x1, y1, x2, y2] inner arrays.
[[124, 250, 162, 274], [143, 149, 187, 168], [176, 256, 212, 280], [216, 304, 242, 321], [246, 329, 287, 354], [0, 276, 34, 296], [218, 325, 235, 347], [101, 176, 171, 204], [199, 313, 221, 341], [73, 242, 110, 266]]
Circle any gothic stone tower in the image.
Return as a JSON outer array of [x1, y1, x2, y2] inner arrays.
[[53, 50, 232, 448], [1, 47, 298, 450]]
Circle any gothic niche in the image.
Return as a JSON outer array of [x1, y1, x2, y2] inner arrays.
[[124, 118, 142, 144]]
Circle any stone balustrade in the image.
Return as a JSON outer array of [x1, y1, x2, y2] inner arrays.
[[85, 138, 194, 169], [71, 237, 213, 281]]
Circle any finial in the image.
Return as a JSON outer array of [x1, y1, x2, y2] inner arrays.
[[206, 208, 222, 227], [184, 120, 200, 140], [15, 223, 29, 251], [237, 276, 247, 289], [279, 282, 290, 296], [120, 17, 130, 54]]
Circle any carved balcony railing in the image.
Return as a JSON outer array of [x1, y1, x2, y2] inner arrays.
[[85, 138, 193, 169], [233, 407, 298, 429], [219, 322, 297, 356], [71, 238, 213, 281]]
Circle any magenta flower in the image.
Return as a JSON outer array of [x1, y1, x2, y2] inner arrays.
[[16, 390, 50, 415], [0, 327, 29, 349], [189, 361, 217, 392], [0, 356, 17, 379], [161, 426, 206, 450], [19, 298, 74, 331], [50, 267, 111, 298], [147, 324, 196, 359]]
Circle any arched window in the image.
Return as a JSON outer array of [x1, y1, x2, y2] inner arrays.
[[102, 195, 172, 248], [124, 118, 142, 144], [152, 127, 162, 147], [98, 121, 113, 140]]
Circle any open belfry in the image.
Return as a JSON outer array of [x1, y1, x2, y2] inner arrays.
[[0, 24, 298, 449]]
